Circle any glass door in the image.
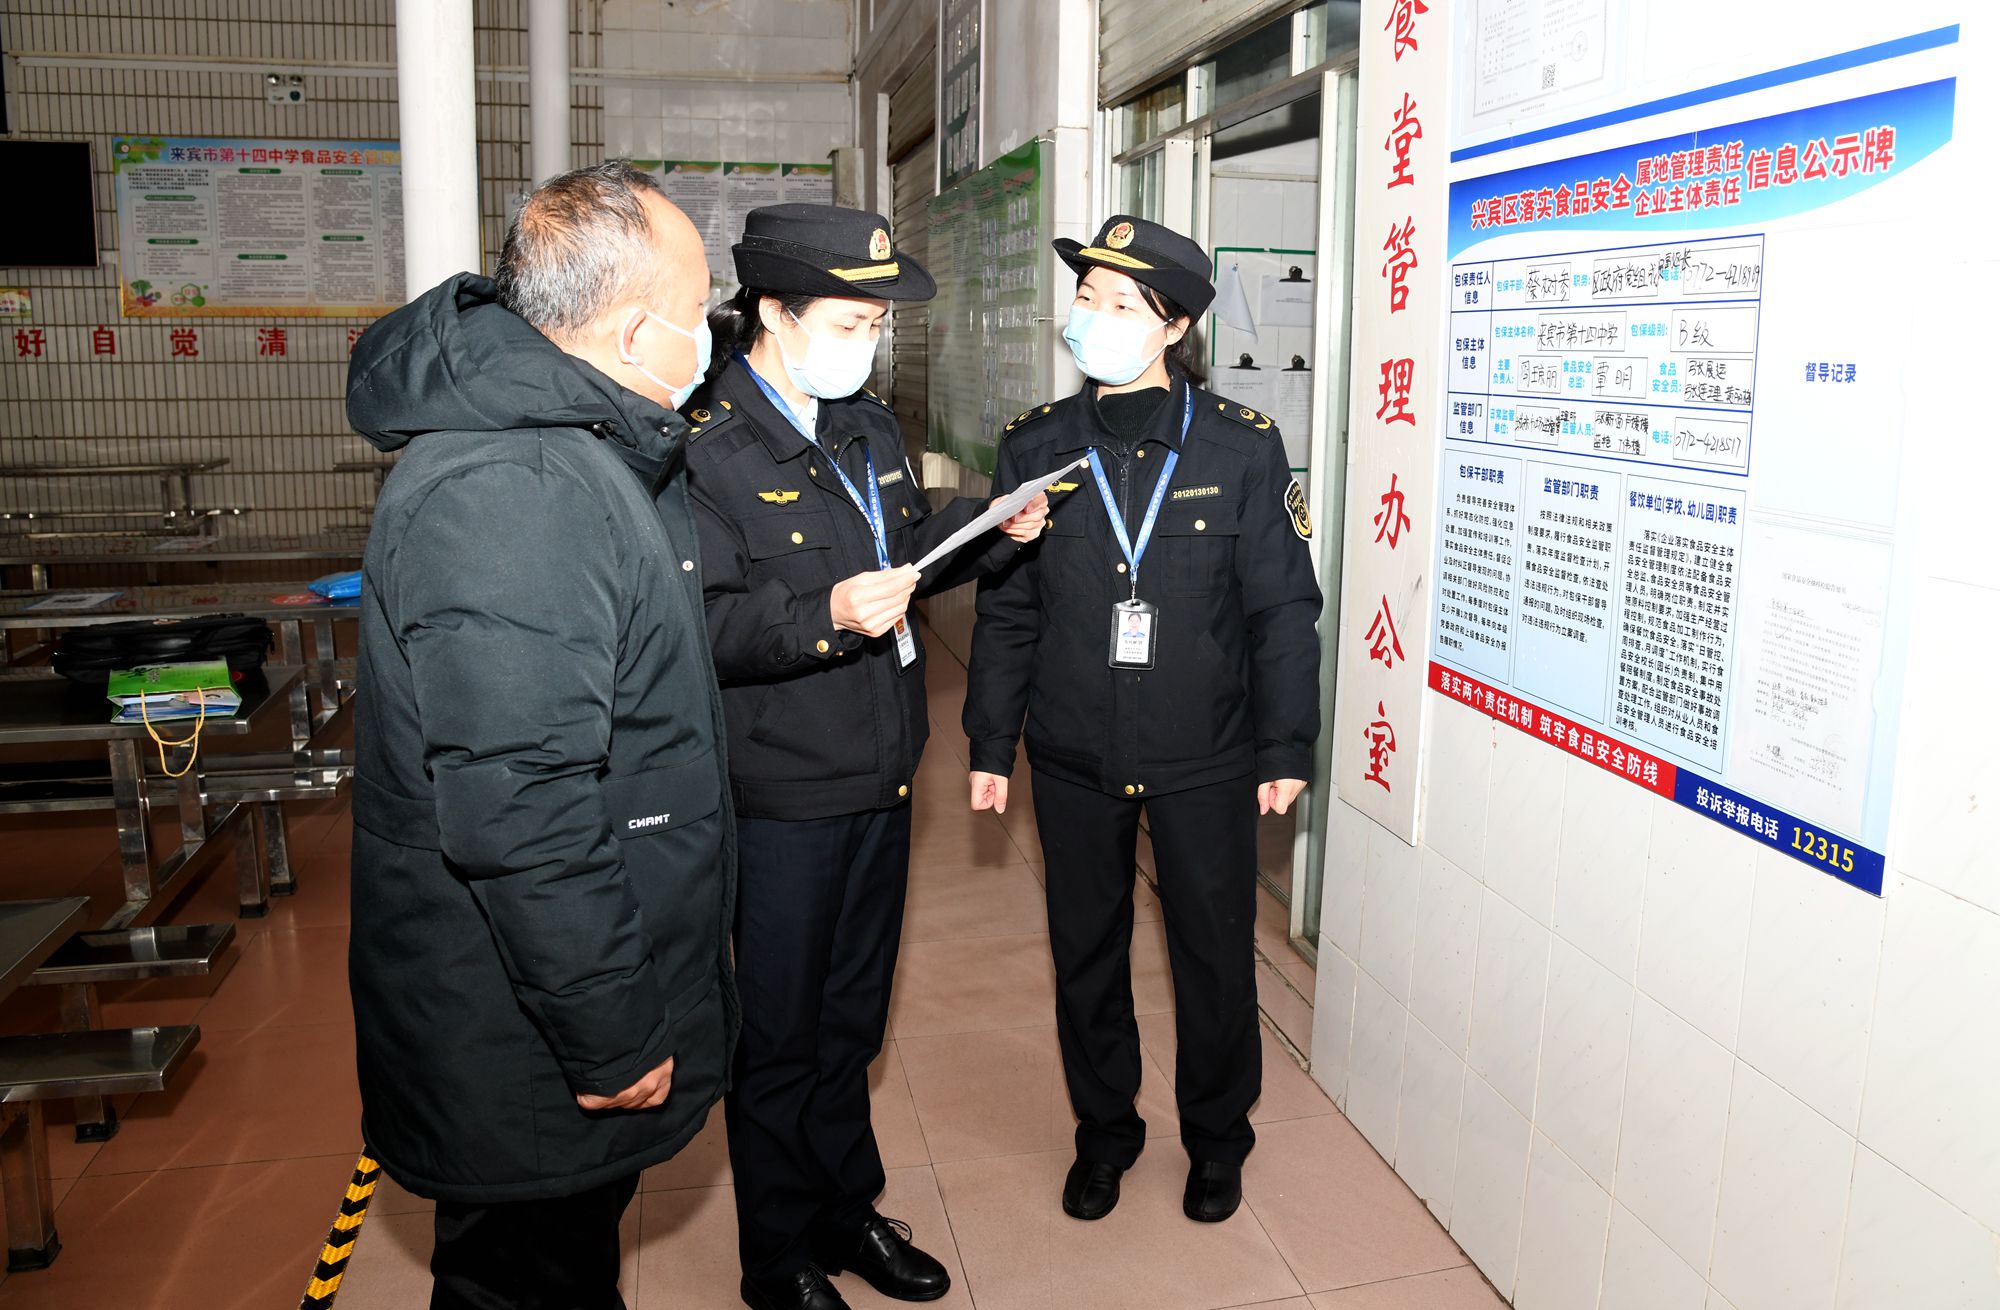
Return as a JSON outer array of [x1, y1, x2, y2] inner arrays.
[[1192, 87, 1336, 960], [1295, 65, 1360, 957]]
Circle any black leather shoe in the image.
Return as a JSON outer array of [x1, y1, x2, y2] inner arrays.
[[1062, 1159, 1126, 1221], [740, 1266, 850, 1310], [818, 1216, 950, 1302], [1183, 1160, 1243, 1222]]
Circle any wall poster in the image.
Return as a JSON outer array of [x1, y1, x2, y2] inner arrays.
[[638, 160, 835, 283], [1433, 40, 1959, 894], [111, 135, 404, 317], [925, 138, 1044, 477], [938, 0, 984, 190]]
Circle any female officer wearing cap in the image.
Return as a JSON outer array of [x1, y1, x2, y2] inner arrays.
[[681, 204, 1046, 1310], [963, 215, 1322, 1226]]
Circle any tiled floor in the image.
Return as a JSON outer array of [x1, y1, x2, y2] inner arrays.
[[0, 651, 1495, 1310]]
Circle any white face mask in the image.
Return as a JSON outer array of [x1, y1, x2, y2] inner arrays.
[[1062, 306, 1169, 385], [777, 310, 879, 400], [619, 308, 711, 410]]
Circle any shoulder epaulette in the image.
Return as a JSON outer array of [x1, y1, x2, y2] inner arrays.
[[1004, 402, 1058, 434], [859, 388, 894, 410], [683, 399, 739, 441], [1210, 399, 1276, 433]]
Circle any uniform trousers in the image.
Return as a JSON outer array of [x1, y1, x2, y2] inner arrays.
[[1031, 769, 1262, 1169], [725, 803, 912, 1279], [429, 1171, 638, 1310]]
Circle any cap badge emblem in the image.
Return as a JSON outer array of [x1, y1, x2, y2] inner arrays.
[[1106, 221, 1136, 250], [868, 228, 891, 260]]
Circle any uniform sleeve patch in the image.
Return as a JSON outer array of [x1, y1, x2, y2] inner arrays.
[[1284, 478, 1313, 540]]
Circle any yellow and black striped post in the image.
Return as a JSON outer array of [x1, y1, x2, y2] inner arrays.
[[300, 1152, 380, 1310]]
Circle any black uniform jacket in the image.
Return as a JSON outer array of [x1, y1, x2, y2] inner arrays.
[[345, 274, 736, 1203], [963, 376, 1323, 798], [683, 359, 1016, 820]]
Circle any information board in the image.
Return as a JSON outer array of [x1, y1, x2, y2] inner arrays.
[[1433, 69, 1957, 894], [111, 136, 404, 317], [926, 139, 1044, 477], [939, 0, 983, 190], [638, 160, 834, 283], [1210, 247, 1317, 470]]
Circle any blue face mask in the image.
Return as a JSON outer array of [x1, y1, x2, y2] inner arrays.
[[621, 308, 712, 410], [1063, 306, 1168, 385]]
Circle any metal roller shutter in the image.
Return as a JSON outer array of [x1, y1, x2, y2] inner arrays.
[[888, 54, 937, 457], [1098, 0, 1296, 107]]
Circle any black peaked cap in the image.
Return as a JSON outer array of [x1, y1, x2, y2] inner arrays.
[[1053, 214, 1215, 317], [732, 202, 935, 301]]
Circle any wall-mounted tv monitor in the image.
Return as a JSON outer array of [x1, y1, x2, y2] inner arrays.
[[0, 141, 101, 269]]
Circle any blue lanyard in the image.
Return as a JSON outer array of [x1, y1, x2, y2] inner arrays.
[[1085, 386, 1194, 590], [741, 356, 892, 570]]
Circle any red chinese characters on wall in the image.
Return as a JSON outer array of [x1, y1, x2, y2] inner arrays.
[[1383, 0, 1428, 61], [1385, 93, 1423, 189], [1346, 0, 1442, 805], [1382, 217, 1418, 313], [1373, 472, 1412, 548], [1366, 599, 1405, 670], [1375, 357, 1417, 425], [1363, 701, 1399, 790]]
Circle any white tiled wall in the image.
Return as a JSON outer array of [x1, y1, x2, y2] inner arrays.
[[1313, 613, 2000, 1310]]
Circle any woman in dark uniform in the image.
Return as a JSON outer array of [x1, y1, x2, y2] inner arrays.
[[963, 215, 1323, 1226], [681, 204, 1047, 1310]]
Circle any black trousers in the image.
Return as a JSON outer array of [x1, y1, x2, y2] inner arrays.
[[1031, 769, 1261, 1169], [725, 804, 912, 1279], [429, 1172, 638, 1310]]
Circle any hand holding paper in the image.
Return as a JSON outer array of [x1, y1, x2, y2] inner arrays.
[[913, 456, 1088, 573], [997, 492, 1049, 542]]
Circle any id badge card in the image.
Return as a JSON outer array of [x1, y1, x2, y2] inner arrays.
[[1108, 599, 1159, 669], [893, 614, 918, 668]]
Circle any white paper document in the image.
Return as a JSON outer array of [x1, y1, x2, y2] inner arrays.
[[24, 591, 121, 611], [913, 456, 1088, 574]]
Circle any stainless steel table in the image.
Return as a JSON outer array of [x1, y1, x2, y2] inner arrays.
[[0, 899, 90, 1003], [0, 668, 303, 930], [0, 584, 357, 743], [0, 896, 91, 1268], [0, 533, 365, 591]]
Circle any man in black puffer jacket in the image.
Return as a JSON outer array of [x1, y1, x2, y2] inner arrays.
[[344, 162, 734, 1309]]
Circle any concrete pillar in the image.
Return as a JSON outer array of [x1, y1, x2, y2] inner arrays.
[[529, 0, 572, 186], [395, 0, 481, 296]]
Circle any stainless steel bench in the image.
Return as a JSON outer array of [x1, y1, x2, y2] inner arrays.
[[24, 923, 236, 1145], [0, 1025, 201, 1270]]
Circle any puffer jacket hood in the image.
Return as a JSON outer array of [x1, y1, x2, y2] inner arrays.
[[347, 272, 687, 483]]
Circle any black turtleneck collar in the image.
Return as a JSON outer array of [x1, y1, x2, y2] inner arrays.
[[1073, 373, 1188, 456]]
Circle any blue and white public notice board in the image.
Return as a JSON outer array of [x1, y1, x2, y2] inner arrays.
[[1429, 20, 1962, 895]]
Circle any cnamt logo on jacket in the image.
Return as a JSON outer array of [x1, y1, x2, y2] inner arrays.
[[627, 812, 671, 831]]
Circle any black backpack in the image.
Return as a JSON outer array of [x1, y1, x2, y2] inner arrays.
[[52, 615, 275, 685]]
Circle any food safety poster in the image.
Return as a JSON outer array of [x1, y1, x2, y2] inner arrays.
[[111, 136, 404, 317], [1430, 30, 1960, 894]]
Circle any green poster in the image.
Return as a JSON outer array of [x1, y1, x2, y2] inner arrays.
[[925, 139, 1044, 477]]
